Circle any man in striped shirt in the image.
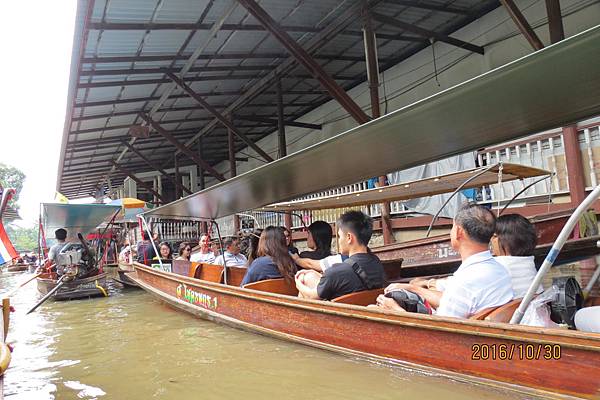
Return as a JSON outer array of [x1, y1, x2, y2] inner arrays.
[[381, 203, 513, 319]]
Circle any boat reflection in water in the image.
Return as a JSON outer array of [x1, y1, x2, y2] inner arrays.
[[1, 273, 523, 400]]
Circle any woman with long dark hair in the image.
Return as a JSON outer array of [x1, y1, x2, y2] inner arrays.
[[241, 226, 297, 286], [175, 242, 191, 261], [299, 221, 332, 260]]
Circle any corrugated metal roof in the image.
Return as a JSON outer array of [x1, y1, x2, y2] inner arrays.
[[57, 0, 500, 200]]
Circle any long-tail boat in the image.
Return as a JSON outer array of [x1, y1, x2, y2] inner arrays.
[[34, 203, 120, 302], [127, 26, 600, 398]]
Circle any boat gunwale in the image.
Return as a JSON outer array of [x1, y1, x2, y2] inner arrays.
[[130, 262, 600, 350]]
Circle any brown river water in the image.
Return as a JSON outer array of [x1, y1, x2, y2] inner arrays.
[[1, 269, 530, 400]]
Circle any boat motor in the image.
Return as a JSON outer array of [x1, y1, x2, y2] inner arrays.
[[55, 233, 98, 281]]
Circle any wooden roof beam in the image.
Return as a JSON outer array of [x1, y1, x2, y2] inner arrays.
[[80, 65, 276, 76], [236, 0, 371, 125], [382, 0, 471, 15], [371, 11, 484, 54], [81, 53, 371, 64], [167, 73, 274, 163], [499, 0, 544, 51], [89, 22, 321, 32], [237, 116, 322, 130], [139, 113, 227, 181]]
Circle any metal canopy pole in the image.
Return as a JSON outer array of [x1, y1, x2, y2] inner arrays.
[[545, 0, 565, 44], [511, 184, 600, 324]]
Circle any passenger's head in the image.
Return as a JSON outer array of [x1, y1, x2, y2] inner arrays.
[[177, 242, 191, 260], [491, 214, 537, 257], [258, 226, 296, 281], [282, 226, 293, 247], [199, 234, 210, 251], [451, 203, 496, 251], [306, 221, 332, 256], [141, 230, 150, 241], [246, 229, 263, 266], [223, 237, 241, 255], [336, 211, 373, 254], [55, 228, 67, 241], [160, 242, 173, 259]]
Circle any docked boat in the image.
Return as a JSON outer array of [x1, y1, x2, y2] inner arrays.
[[4, 264, 29, 273], [127, 26, 600, 398], [33, 203, 121, 306]]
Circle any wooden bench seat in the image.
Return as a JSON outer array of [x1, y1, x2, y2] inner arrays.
[[190, 263, 224, 283], [225, 267, 247, 287], [243, 278, 298, 296], [332, 288, 384, 306]]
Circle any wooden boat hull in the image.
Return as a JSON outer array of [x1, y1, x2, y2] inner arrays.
[[131, 263, 600, 399], [37, 272, 109, 301], [115, 264, 140, 288], [5, 264, 29, 273], [374, 211, 600, 278]]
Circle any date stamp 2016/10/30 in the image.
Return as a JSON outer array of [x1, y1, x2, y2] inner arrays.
[[471, 344, 561, 360]]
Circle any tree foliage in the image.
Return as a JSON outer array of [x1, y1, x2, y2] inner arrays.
[[5, 224, 38, 252], [0, 163, 26, 209]]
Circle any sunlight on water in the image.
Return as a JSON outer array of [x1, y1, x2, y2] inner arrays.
[[1, 269, 530, 400]]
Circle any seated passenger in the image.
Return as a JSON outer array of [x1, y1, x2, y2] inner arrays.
[[241, 227, 297, 286], [154, 242, 173, 261], [136, 230, 156, 265], [190, 234, 215, 264], [491, 214, 543, 298], [244, 229, 263, 267], [422, 213, 543, 299], [380, 203, 513, 319], [295, 211, 385, 300], [174, 242, 190, 261], [214, 237, 248, 267], [298, 221, 332, 260]]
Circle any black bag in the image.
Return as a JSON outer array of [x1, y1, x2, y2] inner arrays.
[[385, 289, 432, 314]]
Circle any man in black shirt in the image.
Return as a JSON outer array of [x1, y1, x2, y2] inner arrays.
[[295, 211, 385, 300]]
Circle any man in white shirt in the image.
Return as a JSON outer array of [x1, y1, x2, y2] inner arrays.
[[214, 237, 247, 267], [190, 234, 216, 264], [48, 228, 68, 264], [379, 203, 513, 319]]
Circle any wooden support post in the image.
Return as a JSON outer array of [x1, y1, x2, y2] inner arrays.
[[228, 119, 240, 233], [174, 154, 181, 199], [545, 0, 564, 44], [499, 0, 544, 51], [364, 8, 393, 245], [563, 125, 586, 205], [277, 78, 287, 158]]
